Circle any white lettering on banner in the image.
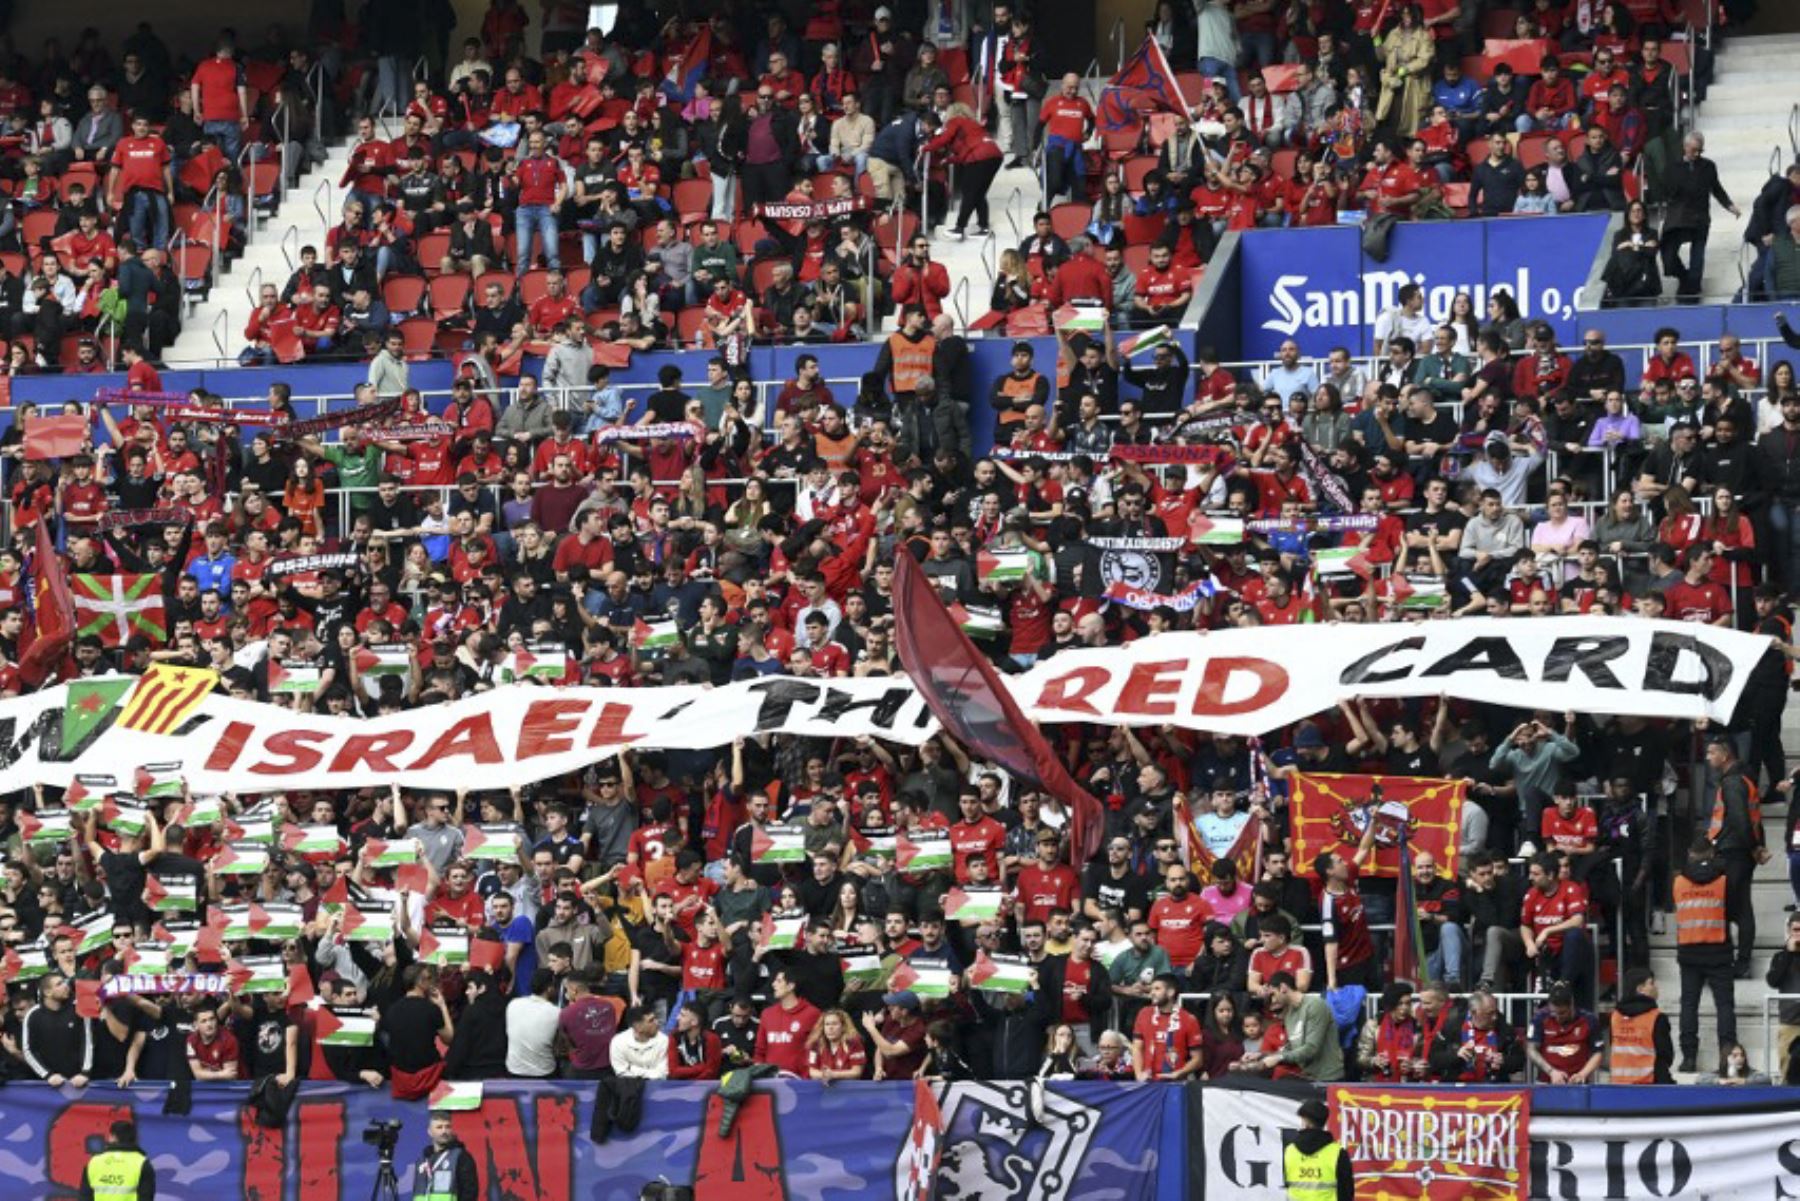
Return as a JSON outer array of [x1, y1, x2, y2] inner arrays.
[[1014, 617, 1767, 737], [1201, 1085, 1800, 1201], [1261, 267, 1579, 339]]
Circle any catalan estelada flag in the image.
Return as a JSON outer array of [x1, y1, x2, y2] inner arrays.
[[117, 663, 219, 736]]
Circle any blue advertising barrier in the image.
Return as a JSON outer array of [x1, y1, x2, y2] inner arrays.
[[0, 1078, 1184, 1200], [1235, 215, 1613, 360]]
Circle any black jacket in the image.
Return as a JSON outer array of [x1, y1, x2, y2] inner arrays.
[[1609, 993, 1675, 1084], [411, 1140, 479, 1201], [1747, 173, 1800, 247], [1663, 154, 1734, 229], [442, 989, 510, 1080]]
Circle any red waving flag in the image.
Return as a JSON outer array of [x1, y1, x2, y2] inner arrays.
[[891, 553, 1106, 865], [20, 520, 75, 687]]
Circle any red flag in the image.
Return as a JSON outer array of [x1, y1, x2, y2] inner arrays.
[[1097, 36, 1185, 132], [1393, 840, 1425, 988], [469, 938, 505, 973], [194, 924, 226, 961], [319, 876, 350, 906], [268, 314, 304, 364], [592, 340, 631, 368], [75, 979, 103, 1019], [22, 413, 88, 460], [1289, 773, 1468, 879], [900, 1078, 945, 1201], [395, 863, 431, 894], [285, 964, 315, 1007], [20, 520, 75, 687], [891, 553, 1106, 864], [0, 946, 21, 984]]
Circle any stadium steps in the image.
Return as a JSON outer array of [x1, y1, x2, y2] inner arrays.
[[1687, 32, 1800, 301], [163, 134, 360, 368]]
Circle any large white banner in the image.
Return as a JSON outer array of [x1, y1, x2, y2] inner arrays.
[[1014, 617, 1769, 736], [1198, 1084, 1800, 1200], [0, 676, 940, 795]]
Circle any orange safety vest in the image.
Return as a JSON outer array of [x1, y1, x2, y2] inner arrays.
[[888, 332, 936, 395], [993, 370, 1045, 426], [1707, 771, 1764, 849], [1607, 1008, 1659, 1084], [1673, 873, 1727, 945]]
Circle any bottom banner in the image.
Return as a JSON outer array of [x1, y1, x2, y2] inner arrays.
[[0, 1079, 1178, 1200], [1330, 1084, 1529, 1199]]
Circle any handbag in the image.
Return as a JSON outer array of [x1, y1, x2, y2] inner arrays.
[[1361, 211, 1398, 262]]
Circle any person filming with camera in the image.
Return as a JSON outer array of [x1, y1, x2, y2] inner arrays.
[[412, 1111, 477, 1201]]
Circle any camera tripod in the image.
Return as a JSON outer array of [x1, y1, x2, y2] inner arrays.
[[370, 1148, 401, 1201]]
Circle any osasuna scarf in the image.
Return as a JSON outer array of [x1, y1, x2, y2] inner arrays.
[[95, 392, 283, 426], [1111, 443, 1234, 465], [102, 973, 234, 997], [272, 397, 404, 441], [593, 422, 700, 444], [752, 196, 870, 220], [95, 507, 193, 533], [1104, 578, 1217, 612], [380, 420, 459, 443], [992, 448, 1086, 462], [265, 551, 362, 579], [1296, 435, 1355, 514], [1247, 515, 1381, 534]]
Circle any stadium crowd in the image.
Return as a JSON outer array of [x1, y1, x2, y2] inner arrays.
[[0, 0, 1797, 1116]]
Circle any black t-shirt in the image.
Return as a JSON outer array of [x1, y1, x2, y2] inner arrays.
[[92, 999, 138, 1079], [1405, 507, 1467, 541], [240, 999, 291, 1078], [1385, 744, 1433, 777], [379, 995, 444, 1072], [1402, 410, 1460, 449], [646, 388, 691, 423], [1082, 862, 1151, 919], [99, 849, 148, 915]]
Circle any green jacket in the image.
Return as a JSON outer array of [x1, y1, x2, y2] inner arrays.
[[317, 443, 384, 511], [1274, 992, 1344, 1081], [1769, 232, 1800, 298], [1416, 351, 1474, 401]]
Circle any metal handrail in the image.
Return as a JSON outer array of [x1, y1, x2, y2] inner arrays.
[[952, 274, 970, 332], [1005, 186, 1026, 241], [1790, 104, 1799, 161], [208, 308, 228, 361], [313, 177, 333, 234], [243, 265, 264, 310], [281, 223, 300, 275], [981, 229, 998, 287]]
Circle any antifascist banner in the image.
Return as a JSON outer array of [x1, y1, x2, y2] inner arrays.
[[1331, 1085, 1530, 1199], [1082, 536, 1187, 598], [0, 1079, 1179, 1200], [1290, 773, 1467, 879], [1011, 617, 1768, 736]]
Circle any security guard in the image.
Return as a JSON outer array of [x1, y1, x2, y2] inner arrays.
[[412, 1110, 478, 1201], [1674, 838, 1736, 1073], [81, 1120, 155, 1201], [1284, 1099, 1352, 1200]]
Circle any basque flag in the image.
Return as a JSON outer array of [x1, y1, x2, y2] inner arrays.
[[1098, 36, 1185, 132]]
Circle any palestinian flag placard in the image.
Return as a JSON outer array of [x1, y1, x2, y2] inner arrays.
[[145, 874, 197, 913], [850, 826, 897, 862], [210, 842, 271, 876], [133, 763, 185, 800], [420, 926, 470, 966], [364, 838, 422, 868], [630, 619, 680, 655], [102, 796, 151, 836], [1187, 514, 1247, 546], [66, 776, 114, 813], [749, 823, 807, 865], [1312, 546, 1363, 578], [224, 815, 274, 844], [976, 548, 1034, 586], [1052, 303, 1108, 332], [281, 823, 346, 858], [210, 903, 253, 942], [60, 679, 133, 756], [352, 644, 412, 676], [19, 808, 74, 843], [839, 950, 885, 988], [268, 660, 323, 695], [175, 796, 224, 829], [895, 830, 952, 872], [154, 922, 202, 959], [250, 902, 305, 942], [462, 824, 525, 861], [885, 961, 954, 1000], [231, 955, 289, 994], [1393, 573, 1449, 610], [315, 1007, 378, 1047], [340, 903, 396, 943], [429, 1080, 484, 1111], [500, 642, 570, 683], [968, 950, 1033, 994], [3, 942, 48, 983], [759, 910, 806, 951], [942, 888, 1005, 923], [1120, 324, 1172, 357], [123, 941, 172, 975], [68, 911, 115, 955], [948, 603, 1005, 640]]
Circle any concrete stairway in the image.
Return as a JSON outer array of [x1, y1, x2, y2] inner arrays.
[[1686, 32, 1800, 301]]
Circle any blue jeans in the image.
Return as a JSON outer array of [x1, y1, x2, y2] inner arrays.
[[203, 119, 242, 162], [239, 346, 274, 366], [1789, 849, 1800, 910], [1198, 57, 1240, 100], [1426, 922, 1468, 988], [514, 204, 559, 273], [1769, 497, 1800, 594], [126, 190, 171, 250], [1240, 31, 1277, 71]]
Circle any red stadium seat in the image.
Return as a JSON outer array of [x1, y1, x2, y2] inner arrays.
[[428, 272, 472, 320], [1123, 243, 1151, 277], [734, 220, 762, 254], [1271, 148, 1299, 182], [750, 258, 783, 294], [1122, 211, 1166, 245], [381, 274, 426, 318], [565, 265, 591, 295], [1101, 128, 1143, 162], [1516, 133, 1552, 169], [398, 317, 438, 359], [20, 210, 56, 252], [675, 307, 709, 346], [1049, 202, 1089, 241], [474, 270, 514, 300], [517, 268, 558, 306], [673, 178, 713, 225], [1466, 137, 1491, 166], [415, 231, 450, 273], [1122, 156, 1159, 192], [173, 244, 212, 293]]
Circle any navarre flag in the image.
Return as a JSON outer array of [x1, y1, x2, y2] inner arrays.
[[1097, 36, 1185, 132], [117, 664, 218, 735], [420, 926, 470, 966], [967, 950, 1033, 994], [1329, 1084, 1530, 1200], [1173, 791, 1263, 882], [145, 874, 197, 913], [899, 1078, 946, 1201], [59, 677, 133, 756], [281, 823, 346, 858], [21, 520, 76, 688], [895, 829, 953, 872], [886, 960, 954, 1000], [749, 823, 807, 865], [315, 1007, 377, 1047], [1119, 325, 1173, 356], [18, 808, 73, 843], [462, 824, 525, 861], [941, 888, 1004, 923], [893, 553, 1108, 864], [71, 574, 167, 647], [429, 1080, 485, 1112], [758, 910, 807, 951], [1290, 773, 1468, 880]]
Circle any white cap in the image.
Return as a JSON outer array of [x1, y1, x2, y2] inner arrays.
[[875, 6, 893, 18]]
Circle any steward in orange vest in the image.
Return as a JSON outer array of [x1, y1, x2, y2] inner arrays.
[[1672, 839, 1737, 1073], [1607, 966, 1672, 1084], [875, 306, 937, 399]]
